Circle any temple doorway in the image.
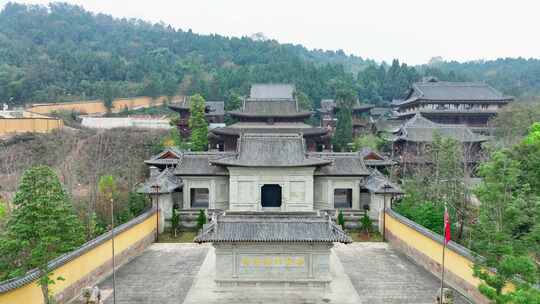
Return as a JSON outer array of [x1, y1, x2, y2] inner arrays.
[[334, 188, 352, 209], [261, 184, 282, 208], [190, 188, 209, 208]]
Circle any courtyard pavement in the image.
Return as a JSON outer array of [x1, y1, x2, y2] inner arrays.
[[98, 242, 471, 304]]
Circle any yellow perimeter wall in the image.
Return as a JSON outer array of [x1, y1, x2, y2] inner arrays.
[[0, 118, 64, 135], [27, 95, 181, 115], [0, 211, 157, 304], [385, 211, 514, 303], [385, 212, 482, 289]]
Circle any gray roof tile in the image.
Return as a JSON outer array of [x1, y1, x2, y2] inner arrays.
[[137, 167, 181, 194], [399, 81, 513, 106], [195, 212, 352, 243], [174, 152, 234, 176], [308, 152, 371, 176], [211, 133, 331, 167], [395, 114, 489, 143], [211, 122, 328, 137], [364, 169, 403, 194], [169, 100, 225, 116]]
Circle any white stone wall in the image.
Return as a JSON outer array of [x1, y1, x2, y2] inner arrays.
[[313, 176, 365, 209], [214, 242, 332, 284], [154, 193, 173, 233], [81, 116, 171, 129], [182, 176, 229, 210], [228, 167, 315, 212], [370, 193, 393, 233]]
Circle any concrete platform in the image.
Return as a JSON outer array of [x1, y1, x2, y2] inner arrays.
[[98, 242, 471, 304], [183, 246, 360, 304]]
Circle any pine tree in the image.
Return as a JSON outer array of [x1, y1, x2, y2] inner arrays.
[[332, 89, 355, 152], [196, 209, 207, 231], [337, 210, 345, 229], [0, 166, 84, 303], [189, 94, 208, 151], [471, 125, 540, 303]]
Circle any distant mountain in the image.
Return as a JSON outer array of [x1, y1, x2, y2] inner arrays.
[[0, 2, 369, 107], [0, 2, 538, 109]]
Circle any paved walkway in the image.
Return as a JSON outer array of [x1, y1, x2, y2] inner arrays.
[[98, 242, 471, 304], [100, 243, 209, 304], [334, 243, 469, 304]]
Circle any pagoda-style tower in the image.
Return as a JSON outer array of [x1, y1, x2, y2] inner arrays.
[[393, 78, 513, 132], [210, 84, 331, 151]]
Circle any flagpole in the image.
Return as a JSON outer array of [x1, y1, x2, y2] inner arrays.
[[440, 202, 448, 304], [440, 236, 446, 303]]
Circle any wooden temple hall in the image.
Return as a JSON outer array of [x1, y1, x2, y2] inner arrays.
[[392, 78, 513, 131], [208, 84, 331, 151]]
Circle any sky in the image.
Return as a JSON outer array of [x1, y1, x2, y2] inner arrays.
[[3, 0, 540, 65]]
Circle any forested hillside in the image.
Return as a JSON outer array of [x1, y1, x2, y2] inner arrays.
[[1, 2, 540, 109], [0, 2, 368, 108]]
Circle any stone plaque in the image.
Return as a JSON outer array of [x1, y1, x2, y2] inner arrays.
[[237, 255, 308, 276]]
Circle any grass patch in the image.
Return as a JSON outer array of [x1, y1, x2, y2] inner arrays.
[[348, 231, 383, 242], [157, 230, 197, 243]]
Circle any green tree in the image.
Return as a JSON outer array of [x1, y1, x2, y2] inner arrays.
[[171, 208, 180, 237], [332, 89, 355, 152], [189, 94, 208, 151], [161, 128, 188, 150], [102, 82, 115, 113], [359, 213, 373, 237], [127, 191, 150, 216], [296, 90, 312, 111], [0, 198, 7, 230], [225, 92, 242, 112], [98, 175, 117, 226], [0, 166, 84, 303], [471, 125, 540, 303], [429, 133, 470, 241], [352, 134, 384, 151], [224, 92, 242, 125], [196, 209, 207, 231], [337, 210, 345, 229], [394, 133, 469, 241]]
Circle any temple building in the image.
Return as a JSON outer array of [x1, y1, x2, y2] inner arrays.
[[169, 98, 225, 139], [138, 131, 401, 287], [139, 134, 402, 230], [390, 114, 489, 172], [318, 99, 374, 137], [210, 84, 331, 151], [393, 78, 513, 131], [137, 83, 403, 288]]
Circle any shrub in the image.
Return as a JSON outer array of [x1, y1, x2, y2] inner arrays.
[[171, 208, 180, 237], [359, 213, 373, 237], [337, 210, 345, 228], [196, 209, 207, 230]]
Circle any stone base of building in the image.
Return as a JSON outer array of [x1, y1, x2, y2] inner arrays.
[[183, 246, 361, 304], [215, 279, 331, 289], [213, 242, 333, 285]]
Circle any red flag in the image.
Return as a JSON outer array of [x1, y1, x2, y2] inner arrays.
[[444, 207, 451, 244]]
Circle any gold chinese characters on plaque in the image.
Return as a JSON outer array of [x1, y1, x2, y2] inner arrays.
[[240, 256, 305, 268]]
